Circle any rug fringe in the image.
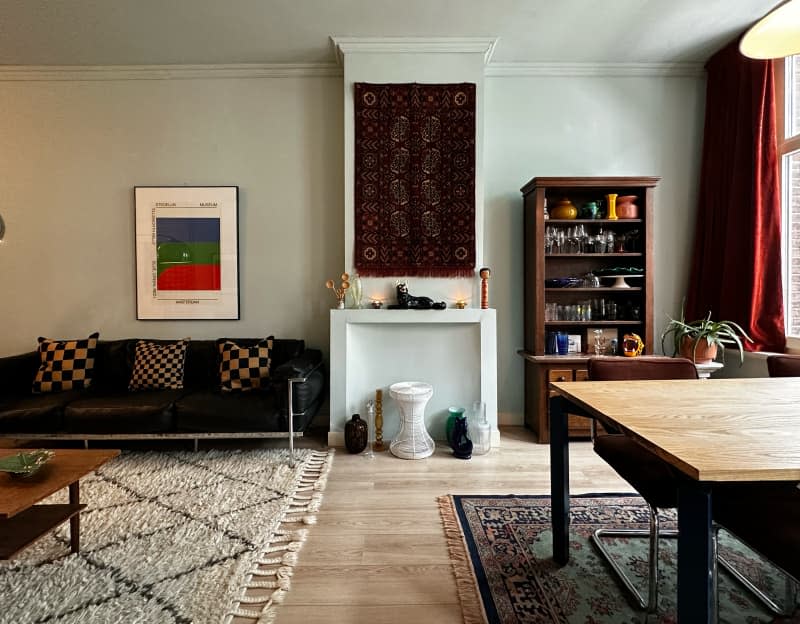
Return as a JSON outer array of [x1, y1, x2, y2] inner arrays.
[[224, 448, 335, 624], [437, 495, 489, 624]]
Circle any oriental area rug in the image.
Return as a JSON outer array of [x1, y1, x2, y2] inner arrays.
[[353, 81, 476, 277], [438, 494, 799, 624], [0, 448, 333, 624]]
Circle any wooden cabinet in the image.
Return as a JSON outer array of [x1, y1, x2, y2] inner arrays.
[[519, 176, 658, 442]]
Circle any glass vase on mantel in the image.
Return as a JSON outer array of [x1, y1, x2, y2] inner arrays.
[[349, 273, 363, 309]]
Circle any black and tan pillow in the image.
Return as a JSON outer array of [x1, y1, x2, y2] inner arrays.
[[32, 332, 100, 393], [128, 339, 189, 391], [219, 337, 273, 392]]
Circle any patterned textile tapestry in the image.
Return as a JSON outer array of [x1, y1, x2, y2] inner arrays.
[[354, 82, 476, 277], [438, 494, 788, 623], [0, 448, 333, 624]]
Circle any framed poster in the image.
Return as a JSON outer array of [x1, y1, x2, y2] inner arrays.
[[134, 186, 239, 320]]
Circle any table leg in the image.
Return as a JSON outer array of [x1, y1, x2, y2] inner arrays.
[[677, 480, 714, 623], [549, 395, 570, 565], [69, 481, 80, 554]]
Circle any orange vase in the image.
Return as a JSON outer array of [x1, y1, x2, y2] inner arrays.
[[616, 195, 639, 219]]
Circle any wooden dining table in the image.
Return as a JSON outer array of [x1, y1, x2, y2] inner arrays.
[[548, 376, 800, 623]]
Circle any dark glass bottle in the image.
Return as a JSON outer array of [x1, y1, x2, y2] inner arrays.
[[344, 414, 368, 454]]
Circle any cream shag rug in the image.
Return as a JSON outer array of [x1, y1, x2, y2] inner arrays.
[[0, 447, 333, 624]]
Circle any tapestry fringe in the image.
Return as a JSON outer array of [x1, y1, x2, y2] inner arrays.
[[437, 495, 489, 624], [224, 448, 335, 624], [357, 267, 476, 278]]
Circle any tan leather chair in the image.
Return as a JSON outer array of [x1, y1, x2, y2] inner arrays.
[[588, 357, 698, 613]]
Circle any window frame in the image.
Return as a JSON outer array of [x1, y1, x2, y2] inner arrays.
[[776, 58, 800, 350]]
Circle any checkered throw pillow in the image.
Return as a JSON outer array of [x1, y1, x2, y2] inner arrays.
[[128, 339, 189, 391], [219, 337, 273, 392], [32, 332, 100, 393]]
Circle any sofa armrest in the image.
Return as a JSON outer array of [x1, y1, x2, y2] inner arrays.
[[271, 349, 325, 416], [0, 351, 39, 397], [271, 349, 323, 382]]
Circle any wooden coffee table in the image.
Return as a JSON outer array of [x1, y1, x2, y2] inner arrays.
[[0, 449, 119, 559]]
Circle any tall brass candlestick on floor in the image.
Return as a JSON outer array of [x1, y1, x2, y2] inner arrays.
[[374, 389, 385, 451]]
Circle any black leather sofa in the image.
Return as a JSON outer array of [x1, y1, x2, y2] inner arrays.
[[0, 338, 325, 450]]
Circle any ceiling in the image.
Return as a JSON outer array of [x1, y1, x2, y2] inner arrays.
[[0, 0, 782, 66]]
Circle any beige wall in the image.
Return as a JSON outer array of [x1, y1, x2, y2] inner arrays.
[[0, 68, 706, 424], [0, 76, 343, 354]]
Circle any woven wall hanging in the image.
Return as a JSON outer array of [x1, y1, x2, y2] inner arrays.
[[354, 82, 476, 277]]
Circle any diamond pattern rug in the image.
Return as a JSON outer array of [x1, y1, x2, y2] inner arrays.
[[438, 493, 799, 624], [0, 448, 333, 623]]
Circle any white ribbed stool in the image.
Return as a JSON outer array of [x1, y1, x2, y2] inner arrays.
[[389, 381, 435, 460]]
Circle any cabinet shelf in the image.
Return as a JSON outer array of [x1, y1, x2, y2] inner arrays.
[[545, 253, 643, 258], [545, 287, 642, 293], [546, 219, 643, 224], [544, 320, 643, 326]]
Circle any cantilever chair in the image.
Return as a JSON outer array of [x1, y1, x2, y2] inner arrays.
[[711, 353, 800, 616], [587, 357, 698, 613]]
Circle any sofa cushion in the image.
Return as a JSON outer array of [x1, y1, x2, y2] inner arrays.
[[32, 332, 99, 393], [219, 337, 273, 392], [174, 391, 284, 433], [0, 392, 79, 432], [63, 390, 181, 433], [129, 339, 189, 391]]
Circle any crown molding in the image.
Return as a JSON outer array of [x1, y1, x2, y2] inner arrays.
[[0, 63, 342, 81], [331, 37, 498, 65], [0, 60, 704, 82], [486, 62, 705, 78]]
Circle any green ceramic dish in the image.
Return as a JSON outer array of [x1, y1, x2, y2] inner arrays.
[[0, 449, 54, 476]]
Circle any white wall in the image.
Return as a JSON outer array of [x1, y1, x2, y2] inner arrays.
[[484, 73, 706, 423], [0, 75, 343, 354], [0, 67, 706, 429]]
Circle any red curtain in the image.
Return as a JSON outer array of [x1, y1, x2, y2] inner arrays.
[[685, 39, 785, 352]]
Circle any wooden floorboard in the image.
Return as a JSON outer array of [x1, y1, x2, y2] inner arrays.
[[276, 425, 629, 623]]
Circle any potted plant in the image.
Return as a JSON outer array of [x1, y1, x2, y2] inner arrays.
[[660, 310, 753, 365]]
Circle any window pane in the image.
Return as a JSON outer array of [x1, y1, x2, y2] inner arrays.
[[791, 56, 800, 138], [786, 150, 800, 335]]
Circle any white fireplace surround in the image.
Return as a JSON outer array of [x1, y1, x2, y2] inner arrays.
[[328, 309, 498, 449]]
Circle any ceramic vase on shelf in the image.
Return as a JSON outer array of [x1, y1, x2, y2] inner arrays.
[[605, 193, 618, 220], [615, 195, 638, 219], [550, 198, 578, 220]]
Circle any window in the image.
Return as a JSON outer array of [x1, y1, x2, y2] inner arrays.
[[777, 56, 800, 341]]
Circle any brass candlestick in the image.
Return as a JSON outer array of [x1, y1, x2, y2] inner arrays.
[[373, 388, 385, 451]]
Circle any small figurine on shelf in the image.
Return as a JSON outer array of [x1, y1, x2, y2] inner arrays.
[[325, 273, 350, 309], [387, 282, 446, 310], [479, 267, 491, 309], [622, 333, 644, 357], [373, 389, 385, 451]]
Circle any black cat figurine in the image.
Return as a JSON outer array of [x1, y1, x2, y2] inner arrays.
[[388, 283, 446, 310]]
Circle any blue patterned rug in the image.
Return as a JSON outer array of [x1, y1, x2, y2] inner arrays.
[[438, 494, 799, 624]]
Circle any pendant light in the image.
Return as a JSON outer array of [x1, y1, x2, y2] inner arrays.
[[740, 0, 800, 59]]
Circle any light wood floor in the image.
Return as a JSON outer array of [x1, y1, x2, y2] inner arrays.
[[277, 426, 629, 624]]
